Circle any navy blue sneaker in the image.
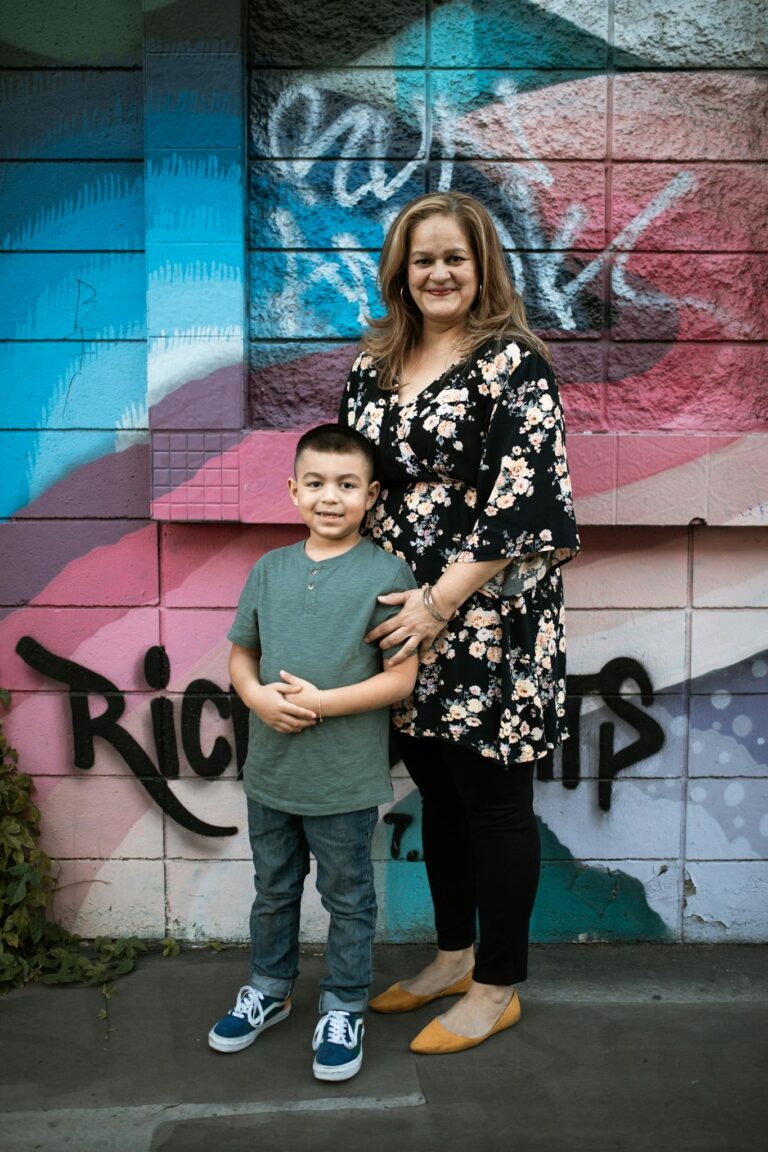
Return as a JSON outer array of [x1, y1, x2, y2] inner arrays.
[[208, 985, 291, 1053], [312, 1010, 364, 1081]]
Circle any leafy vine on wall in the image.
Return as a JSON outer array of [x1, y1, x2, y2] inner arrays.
[[0, 690, 149, 993]]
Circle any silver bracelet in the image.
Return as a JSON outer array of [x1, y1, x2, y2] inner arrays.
[[423, 584, 451, 624]]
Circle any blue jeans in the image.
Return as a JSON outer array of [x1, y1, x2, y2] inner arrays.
[[246, 798, 378, 1013]]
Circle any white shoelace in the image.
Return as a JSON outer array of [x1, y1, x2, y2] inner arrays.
[[313, 1010, 356, 1050], [232, 985, 268, 1027]]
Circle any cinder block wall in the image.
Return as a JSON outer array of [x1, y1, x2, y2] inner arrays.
[[1, 1, 766, 944]]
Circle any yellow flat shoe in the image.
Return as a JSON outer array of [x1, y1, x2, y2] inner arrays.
[[409, 989, 521, 1053], [369, 970, 473, 1014]]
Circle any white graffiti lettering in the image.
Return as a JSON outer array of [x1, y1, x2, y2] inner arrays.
[[263, 79, 722, 337]]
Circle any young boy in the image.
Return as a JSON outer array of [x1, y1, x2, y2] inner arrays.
[[208, 424, 418, 1082]]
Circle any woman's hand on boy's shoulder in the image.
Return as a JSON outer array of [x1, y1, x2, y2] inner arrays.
[[366, 586, 447, 663]]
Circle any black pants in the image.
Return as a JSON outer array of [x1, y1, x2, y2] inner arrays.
[[398, 734, 542, 986]]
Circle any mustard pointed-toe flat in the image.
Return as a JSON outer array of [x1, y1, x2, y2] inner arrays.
[[409, 989, 521, 1054], [368, 970, 474, 1014]]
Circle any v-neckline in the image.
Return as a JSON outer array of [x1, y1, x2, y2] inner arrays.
[[393, 362, 458, 409]]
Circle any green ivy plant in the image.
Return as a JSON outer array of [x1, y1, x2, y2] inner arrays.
[[0, 690, 150, 993]]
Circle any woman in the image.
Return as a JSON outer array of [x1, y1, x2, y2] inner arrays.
[[338, 192, 579, 1054]]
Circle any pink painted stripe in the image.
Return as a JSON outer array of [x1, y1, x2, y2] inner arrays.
[[148, 427, 757, 519], [26, 524, 158, 608]]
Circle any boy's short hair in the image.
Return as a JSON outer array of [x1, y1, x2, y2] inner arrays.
[[294, 423, 376, 481]]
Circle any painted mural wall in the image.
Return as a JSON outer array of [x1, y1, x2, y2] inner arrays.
[[0, 1, 766, 946]]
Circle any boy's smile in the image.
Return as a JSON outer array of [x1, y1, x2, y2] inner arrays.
[[288, 448, 380, 558]]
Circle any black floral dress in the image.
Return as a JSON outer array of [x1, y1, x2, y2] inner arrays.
[[339, 337, 580, 765]]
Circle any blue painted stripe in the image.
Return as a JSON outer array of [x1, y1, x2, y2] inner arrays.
[[0, 342, 146, 431], [0, 429, 127, 518], [146, 243, 245, 336], [0, 163, 144, 251], [0, 253, 145, 340], [0, 71, 143, 160], [146, 151, 244, 244]]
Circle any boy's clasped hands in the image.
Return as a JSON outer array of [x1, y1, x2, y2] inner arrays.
[[247, 670, 319, 734]]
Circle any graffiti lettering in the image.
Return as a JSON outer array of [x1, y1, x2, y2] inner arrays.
[[144, 645, 179, 778], [16, 637, 664, 842], [181, 681, 233, 779], [383, 657, 665, 858], [552, 657, 665, 811], [382, 812, 415, 861], [64, 277, 97, 415], [264, 79, 700, 337], [15, 637, 238, 837], [269, 82, 426, 208]]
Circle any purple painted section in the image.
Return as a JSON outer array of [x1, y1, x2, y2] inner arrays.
[[248, 344, 357, 428], [151, 362, 244, 431], [13, 443, 150, 520], [0, 519, 148, 616], [152, 430, 240, 515]]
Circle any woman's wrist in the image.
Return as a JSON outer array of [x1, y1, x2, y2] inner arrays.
[[425, 583, 457, 622]]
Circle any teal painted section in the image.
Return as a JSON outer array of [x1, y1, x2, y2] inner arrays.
[[430, 0, 610, 68], [373, 786, 672, 943], [0, 342, 146, 431], [0, 430, 132, 514], [531, 821, 672, 942], [146, 151, 244, 244], [0, 71, 143, 160], [0, 163, 144, 251], [0, 253, 145, 341]]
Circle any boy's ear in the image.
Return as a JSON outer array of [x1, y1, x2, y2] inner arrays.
[[365, 479, 381, 510], [287, 476, 299, 506]]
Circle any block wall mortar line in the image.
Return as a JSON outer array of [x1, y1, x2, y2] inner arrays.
[[605, 0, 618, 525], [605, 0, 615, 460], [679, 523, 696, 940], [241, 0, 251, 438], [425, 0, 432, 170]]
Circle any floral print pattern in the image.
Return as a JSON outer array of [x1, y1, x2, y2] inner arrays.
[[340, 338, 580, 765]]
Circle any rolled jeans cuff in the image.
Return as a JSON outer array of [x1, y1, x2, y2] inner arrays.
[[250, 971, 292, 1000], [319, 990, 368, 1014]]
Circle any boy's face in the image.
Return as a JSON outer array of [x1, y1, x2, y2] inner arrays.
[[288, 448, 380, 546]]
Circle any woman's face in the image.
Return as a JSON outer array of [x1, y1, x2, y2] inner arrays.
[[406, 213, 479, 331]]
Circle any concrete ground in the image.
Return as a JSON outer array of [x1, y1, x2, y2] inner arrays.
[[1, 944, 767, 1152]]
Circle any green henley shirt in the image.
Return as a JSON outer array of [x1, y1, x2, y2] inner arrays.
[[228, 536, 418, 815]]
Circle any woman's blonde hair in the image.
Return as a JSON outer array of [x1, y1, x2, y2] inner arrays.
[[363, 191, 550, 390]]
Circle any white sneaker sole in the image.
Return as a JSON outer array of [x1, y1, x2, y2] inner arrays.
[[208, 1003, 291, 1053], [312, 1046, 364, 1082]]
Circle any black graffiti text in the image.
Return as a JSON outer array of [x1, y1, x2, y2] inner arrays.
[[15, 637, 250, 837], [545, 657, 666, 811], [381, 657, 665, 859]]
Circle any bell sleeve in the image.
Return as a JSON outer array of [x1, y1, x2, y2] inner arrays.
[[455, 342, 580, 592], [338, 350, 371, 427]]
